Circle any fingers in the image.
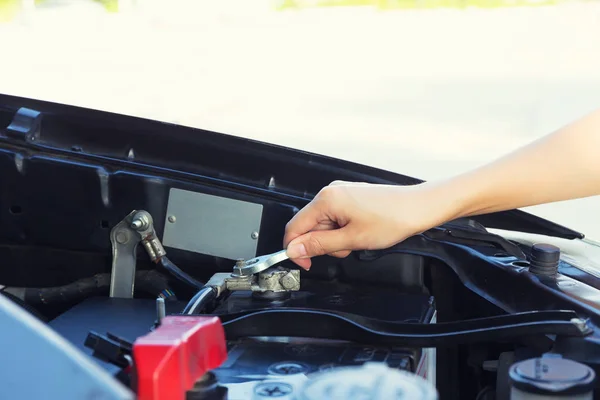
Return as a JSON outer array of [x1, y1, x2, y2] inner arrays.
[[287, 248, 351, 270], [286, 228, 354, 260], [283, 185, 342, 247], [283, 182, 359, 270], [290, 257, 312, 270], [283, 201, 323, 248], [284, 216, 350, 270], [330, 250, 352, 258]]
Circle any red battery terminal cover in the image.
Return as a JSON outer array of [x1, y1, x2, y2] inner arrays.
[[133, 316, 227, 400]]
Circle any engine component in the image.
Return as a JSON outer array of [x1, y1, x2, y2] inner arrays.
[[296, 362, 438, 400], [232, 249, 290, 277], [49, 290, 436, 377], [110, 210, 203, 299], [1, 270, 176, 306], [85, 331, 133, 369], [155, 297, 166, 326], [132, 315, 228, 400], [210, 291, 437, 396], [182, 286, 218, 315], [183, 266, 300, 315], [218, 309, 591, 347], [509, 357, 596, 399], [158, 256, 204, 292], [110, 210, 161, 298], [205, 267, 300, 299], [131, 211, 167, 262], [49, 297, 187, 375], [529, 243, 561, 276], [213, 289, 435, 321], [257, 266, 300, 291]]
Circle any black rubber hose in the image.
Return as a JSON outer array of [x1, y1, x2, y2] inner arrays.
[[23, 273, 111, 305], [3, 270, 176, 306], [182, 286, 217, 314], [159, 256, 204, 291]]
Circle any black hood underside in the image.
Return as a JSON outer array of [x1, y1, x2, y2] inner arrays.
[[0, 93, 583, 241]]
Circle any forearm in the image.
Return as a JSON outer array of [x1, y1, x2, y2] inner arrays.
[[435, 108, 600, 220]]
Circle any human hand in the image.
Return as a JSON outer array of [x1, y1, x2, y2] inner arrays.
[[283, 180, 450, 270]]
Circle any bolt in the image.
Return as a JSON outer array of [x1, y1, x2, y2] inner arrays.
[[168, 215, 176, 223], [251, 231, 259, 240], [131, 213, 150, 231], [231, 258, 246, 277], [116, 230, 129, 244], [131, 219, 143, 230], [156, 297, 166, 325]]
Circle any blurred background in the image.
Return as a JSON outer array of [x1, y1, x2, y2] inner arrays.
[[1, 0, 600, 238]]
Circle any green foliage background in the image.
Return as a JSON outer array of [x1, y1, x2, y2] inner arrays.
[[0, 0, 119, 22], [0, 0, 582, 23], [274, 0, 561, 9]]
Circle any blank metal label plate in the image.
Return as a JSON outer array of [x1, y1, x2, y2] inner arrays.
[[162, 188, 263, 260]]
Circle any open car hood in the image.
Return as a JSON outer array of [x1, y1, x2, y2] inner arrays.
[[0, 93, 583, 240]]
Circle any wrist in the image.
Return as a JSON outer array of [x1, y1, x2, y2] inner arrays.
[[419, 174, 487, 225]]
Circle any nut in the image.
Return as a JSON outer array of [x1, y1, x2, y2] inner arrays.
[[131, 212, 150, 231], [279, 271, 300, 291]]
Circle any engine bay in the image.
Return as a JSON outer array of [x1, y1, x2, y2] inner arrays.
[[1, 100, 600, 400]]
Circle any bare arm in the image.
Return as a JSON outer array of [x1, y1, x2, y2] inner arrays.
[[445, 108, 600, 217], [284, 109, 600, 269]]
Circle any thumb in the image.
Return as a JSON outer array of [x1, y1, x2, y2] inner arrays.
[[286, 228, 351, 259]]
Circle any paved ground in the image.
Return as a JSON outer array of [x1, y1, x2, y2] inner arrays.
[[2, 0, 600, 238]]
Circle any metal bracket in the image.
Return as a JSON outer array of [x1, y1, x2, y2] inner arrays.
[[109, 210, 166, 298]]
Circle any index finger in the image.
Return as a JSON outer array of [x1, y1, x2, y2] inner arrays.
[[283, 201, 324, 248]]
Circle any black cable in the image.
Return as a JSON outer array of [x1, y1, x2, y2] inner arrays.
[[182, 286, 217, 314], [23, 273, 111, 305], [3, 270, 176, 305], [159, 256, 204, 291], [135, 270, 178, 301]]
